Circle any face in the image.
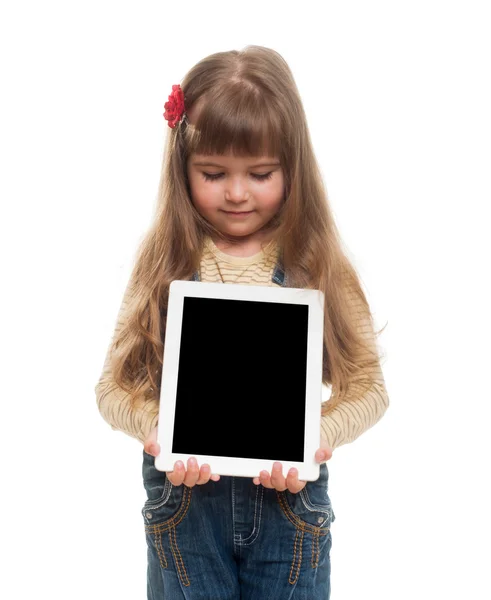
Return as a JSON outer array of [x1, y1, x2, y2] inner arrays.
[[186, 152, 285, 243]]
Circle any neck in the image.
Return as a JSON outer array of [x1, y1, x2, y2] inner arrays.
[[211, 228, 276, 257]]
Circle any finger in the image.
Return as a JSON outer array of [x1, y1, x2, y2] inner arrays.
[[253, 477, 260, 485], [259, 470, 274, 489], [270, 462, 287, 491], [143, 427, 160, 456], [315, 447, 333, 463], [210, 474, 221, 482], [145, 442, 161, 457], [166, 461, 185, 486], [196, 463, 211, 485], [183, 457, 200, 487], [286, 468, 307, 494]]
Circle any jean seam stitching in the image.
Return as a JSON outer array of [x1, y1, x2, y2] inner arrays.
[[155, 530, 167, 569], [300, 487, 331, 514], [312, 530, 320, 568], [143, 478, 172, 512], [169, 526, 190, 587], [144, 486, 192, 534], [239, 484, 264, 546], [276, 491, 330, 535], [300, 488, 331, 526], [289, 528, 303, 585]]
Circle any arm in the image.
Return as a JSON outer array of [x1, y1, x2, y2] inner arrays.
[[320, 285, 389, 450], [94, 279, 159, 444]]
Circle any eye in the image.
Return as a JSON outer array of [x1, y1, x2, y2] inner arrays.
[[252, 172, 273, 181], [202, 172, 224, 181], [201, 172, 274, 182]]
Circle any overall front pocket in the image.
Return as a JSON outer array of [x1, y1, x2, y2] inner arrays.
[[141, 452, 193, 586], [141, 451, 191, 526], [278, 463, 334, 529], [275, 465, 334, 586]]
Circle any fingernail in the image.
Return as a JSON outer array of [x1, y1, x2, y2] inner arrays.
[[289, 468, 297, 476], [273, 462, 281, 471], [189, 457, 197, 467], [176, 461, 184, 469]]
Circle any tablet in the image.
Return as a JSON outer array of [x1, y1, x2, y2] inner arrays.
[[155, 280, 325, 481]]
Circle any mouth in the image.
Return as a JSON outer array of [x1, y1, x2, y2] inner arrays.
[[222, 210, 254, 216]]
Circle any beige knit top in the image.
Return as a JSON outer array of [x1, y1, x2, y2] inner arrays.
[[95, 237, 389, 450]]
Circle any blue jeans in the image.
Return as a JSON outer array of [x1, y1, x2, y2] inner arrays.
[[142, 450, 335, 599]]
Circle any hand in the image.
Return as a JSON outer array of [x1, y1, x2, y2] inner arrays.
[[166, 456, 221, 487], [143, 426, 161, 457], [142, 427, 220, 487], [252, 440, 332, 494]]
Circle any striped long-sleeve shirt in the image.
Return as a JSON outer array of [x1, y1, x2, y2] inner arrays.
[[95, 237, 389, 449]]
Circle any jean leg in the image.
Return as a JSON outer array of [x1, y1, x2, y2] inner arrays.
[[238, 466, 334, 600], [142, 452, 240, 599]]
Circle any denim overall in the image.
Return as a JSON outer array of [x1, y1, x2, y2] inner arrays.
[[141, 264, 335, 599]]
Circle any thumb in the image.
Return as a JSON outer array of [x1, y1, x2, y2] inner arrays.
[[143, 426, 160, 457], [315, 440, 333, 463]]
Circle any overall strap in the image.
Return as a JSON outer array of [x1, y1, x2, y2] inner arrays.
[[191, 261, 287, 286]]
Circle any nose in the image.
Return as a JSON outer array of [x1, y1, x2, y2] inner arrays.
[[224, 176, 250, 204]]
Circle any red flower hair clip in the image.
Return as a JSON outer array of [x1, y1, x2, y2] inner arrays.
[[163, 84, 186, 129]]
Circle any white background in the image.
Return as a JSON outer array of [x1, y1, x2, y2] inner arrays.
[[1, 1, 490, 598]]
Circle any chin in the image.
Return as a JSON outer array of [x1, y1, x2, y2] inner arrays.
[[222, 229, 255, 239]]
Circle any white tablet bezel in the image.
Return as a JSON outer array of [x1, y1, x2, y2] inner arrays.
[[154, 280, 325, 481]]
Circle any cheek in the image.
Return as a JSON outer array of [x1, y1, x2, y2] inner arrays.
[[189, 179, 217, 212], [194, 192, 219, 209], [257, 183, 285, 212]]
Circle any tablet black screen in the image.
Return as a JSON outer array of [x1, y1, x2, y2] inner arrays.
[[171, 297, 309, 462]]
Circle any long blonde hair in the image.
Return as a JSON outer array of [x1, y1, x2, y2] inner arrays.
[[110, 45, 386, 416]]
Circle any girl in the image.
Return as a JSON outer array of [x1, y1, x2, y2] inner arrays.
[[95, 45, 389, 599]]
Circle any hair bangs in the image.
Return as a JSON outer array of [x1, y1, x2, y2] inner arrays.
[[183, 88, 283, 159]]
